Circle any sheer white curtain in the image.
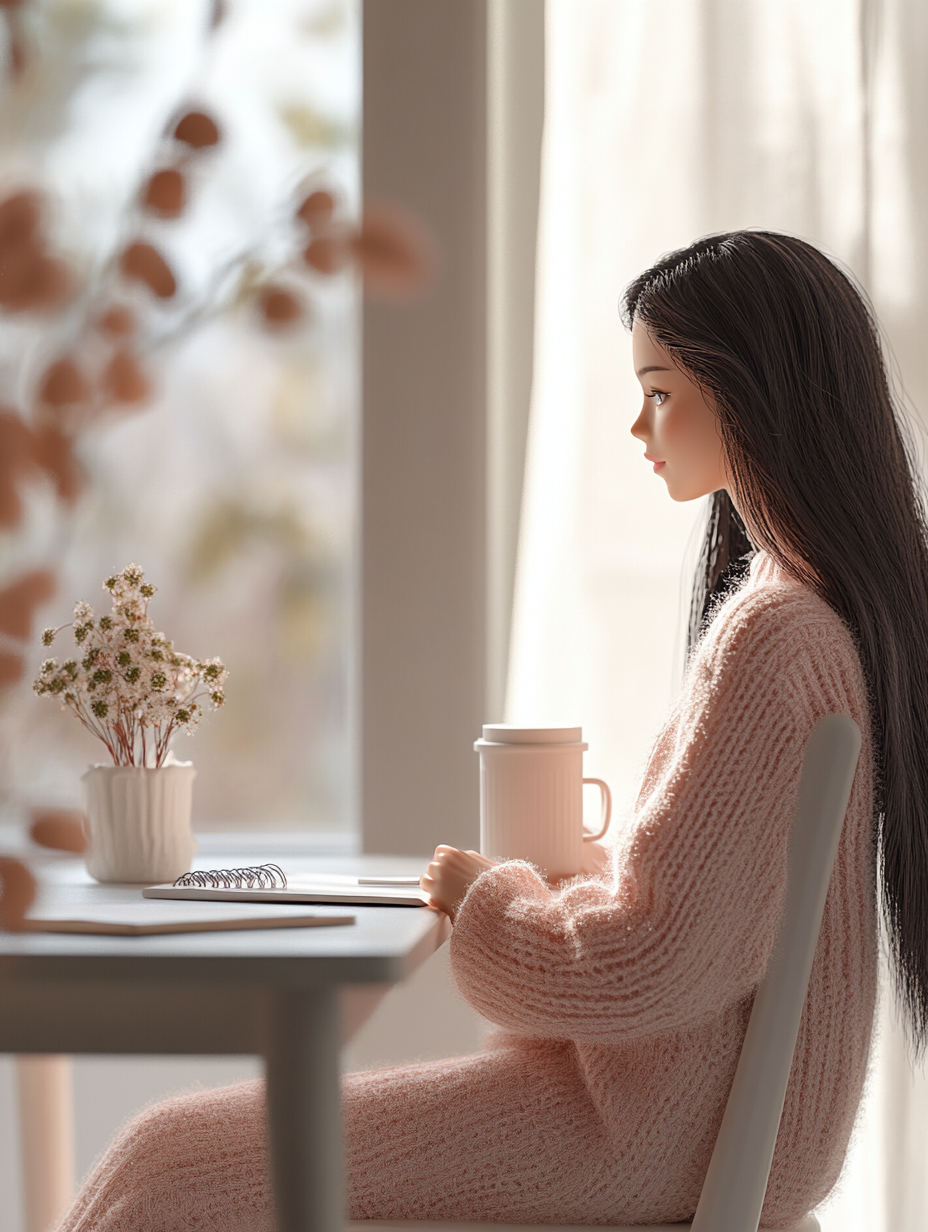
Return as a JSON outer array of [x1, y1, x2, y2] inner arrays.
[[508, 2, 928, 1229]]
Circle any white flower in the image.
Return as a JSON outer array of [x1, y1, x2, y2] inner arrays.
[[33, 564, 228, 768]]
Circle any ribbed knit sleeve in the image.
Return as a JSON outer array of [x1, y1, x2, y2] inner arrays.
[[450, 576, 868, 1043]]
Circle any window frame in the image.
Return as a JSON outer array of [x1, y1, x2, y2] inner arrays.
[[360, 0, 544, 855]]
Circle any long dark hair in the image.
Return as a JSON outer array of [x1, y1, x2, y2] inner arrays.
[[623, 231, 928, 1053]]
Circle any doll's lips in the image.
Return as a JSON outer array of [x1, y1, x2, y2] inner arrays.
[[644, 453, 665, 470]]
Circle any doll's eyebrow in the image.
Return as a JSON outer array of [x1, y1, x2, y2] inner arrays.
[[637, 365, 673, 377]]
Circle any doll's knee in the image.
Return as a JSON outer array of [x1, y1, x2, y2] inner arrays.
[[123, 1093, 194, 1151], [121, 1079, 266, 1166], [60, 1081, 269, 1232]]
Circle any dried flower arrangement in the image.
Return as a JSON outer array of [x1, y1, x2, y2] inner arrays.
[[33, 565, 227, 769]]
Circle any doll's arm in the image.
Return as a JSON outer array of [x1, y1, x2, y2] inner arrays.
[[450, 590, 853, 1042], [420, 842, 608, 920]]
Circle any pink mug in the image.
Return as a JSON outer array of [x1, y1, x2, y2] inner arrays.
[[474, 724, 611, 881]]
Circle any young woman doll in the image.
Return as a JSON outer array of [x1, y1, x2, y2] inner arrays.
[[57, 231, 928, 1231]]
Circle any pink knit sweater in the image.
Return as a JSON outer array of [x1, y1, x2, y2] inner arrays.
[[58, 552, 877, 1231]]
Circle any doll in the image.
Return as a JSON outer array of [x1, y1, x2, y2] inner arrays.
[[58, 231, 928, 1231]]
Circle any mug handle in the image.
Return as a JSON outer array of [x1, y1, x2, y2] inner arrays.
[[582, 778, 612, 842]]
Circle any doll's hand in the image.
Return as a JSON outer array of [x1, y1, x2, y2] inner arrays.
[[420, 845, 496, 922]]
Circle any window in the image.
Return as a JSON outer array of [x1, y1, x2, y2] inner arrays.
[[0, 0, 361, 836]]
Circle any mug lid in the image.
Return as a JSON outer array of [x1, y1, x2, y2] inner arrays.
[[481, 724, 582, 745]]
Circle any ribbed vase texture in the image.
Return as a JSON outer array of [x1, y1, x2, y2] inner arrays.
[[479, 745, 584, 880], [81, 764, 197, 884]]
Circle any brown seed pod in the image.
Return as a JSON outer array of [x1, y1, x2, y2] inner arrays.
[[97, 305, 135, 338], [0, 483, 21, 529], [173, 111, 220, 149], [0, 193, 73, 313], [39, 357, 90, 408], [296, 189, 336, 231], [0, 569, 55, 639], [119, 241, 176, 298], [32, 424, 84, 504], [0, 857, 36, 931], [142, 169, 186, 219], [0, 411, 36, 528], [0, 650, 23, 689], [0, 191, 40, 249], [303, 235, 348, 276], [0, 243, 72, 313], [352, 201, 436, 300], [258, 286, 303, 327], [25, 253, 72, 312], [28, 255, 71, 312], [29, 809, 87, 854], [103, 349, 150, 404]]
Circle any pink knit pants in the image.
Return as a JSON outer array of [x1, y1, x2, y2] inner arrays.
[[56, 1040, 639, 1232]]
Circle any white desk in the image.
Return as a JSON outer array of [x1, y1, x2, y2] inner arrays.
[[0, 852, 448, 1232]]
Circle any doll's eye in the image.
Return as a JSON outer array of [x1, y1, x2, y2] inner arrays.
[[646, 390, 666, 406]]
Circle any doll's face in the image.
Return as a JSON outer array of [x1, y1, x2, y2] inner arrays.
[[630, 321, 729, 502]]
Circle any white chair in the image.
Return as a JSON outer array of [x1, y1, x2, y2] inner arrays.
[[350, 713, 861, 1232]]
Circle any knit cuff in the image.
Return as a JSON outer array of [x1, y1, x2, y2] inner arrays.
[[449, 859, 553, 1014]]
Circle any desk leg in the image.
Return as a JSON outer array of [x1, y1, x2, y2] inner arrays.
[[16, 1055, 76, 1232], [266, 988, 343, 1232]]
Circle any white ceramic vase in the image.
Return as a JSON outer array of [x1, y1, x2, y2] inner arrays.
[[81, 762, 197, 884]]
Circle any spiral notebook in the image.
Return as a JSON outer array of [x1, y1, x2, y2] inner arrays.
[[143, 863, 431, 908]]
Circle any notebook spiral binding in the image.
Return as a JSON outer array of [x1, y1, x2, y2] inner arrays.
[[173, 863, 288, 890]]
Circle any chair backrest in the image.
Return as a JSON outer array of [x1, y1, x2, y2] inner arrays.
[[690, 714, 861, 1232]]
